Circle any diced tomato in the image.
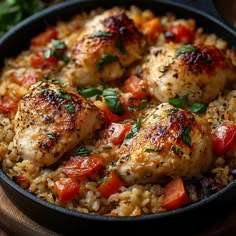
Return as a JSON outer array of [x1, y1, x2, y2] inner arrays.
[[212, 122, 236, 156], [142, 17, 163, 42], [123, 75, 149, 100], [103, 100, 132, 125], [105, 122, 132, 146], [97, 171, 123, 198], [30, 27, 58, 46], [103, 213, 118, 217], [123, 75, 149, 108], [162, 177, 190, 211], [20, 75, 38, 87], [54, 178, 80, 202], [30, 50, 58, 69], [0, 95, 17, 114], [165, 23, 195, 44], [63, 154, 104, 179]]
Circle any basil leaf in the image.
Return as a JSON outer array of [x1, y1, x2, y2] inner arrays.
[[43, 49, 70, 63], [103, 88, 125, 116], [188, 102, 208, 114], [54, 89, 72, 100], [64, 103, 75, 113], [125, 118, 141, 139], [169, 94, 188, 109], [93, 31, 113, 38], [181, 126, 192, 146], [145, 147, 163, 152], [97, 54, 118, 72], [174, 44, 198, 57], [47, 132, 57, 140], [138, 100, 148, 111], [51, 39, 66, 49], [78, 88, 102, 98], [115, 38, 127, 54], [76, 145, 91, 156]]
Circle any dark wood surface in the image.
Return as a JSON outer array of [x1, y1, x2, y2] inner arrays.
[[1, 185, 236, 236]]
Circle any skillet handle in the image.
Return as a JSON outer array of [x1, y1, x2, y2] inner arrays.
[[171, 0, 225, 22]]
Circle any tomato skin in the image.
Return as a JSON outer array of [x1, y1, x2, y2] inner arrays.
[[54, 178, 80, 202], [103, 101, 132, 125], [123, 75, 149, 100], [30, 50, 58, 69], [30, 27, 58, 46], [212, 123, 236, 156], [63, 154, 104, 179], [162, 177, 190, 211], [97, 171, 123, 198], [0, 95, 17, 114], [20, 75, 38, 87], [165, 24, 195, 44], [105, 123, 132, 146]]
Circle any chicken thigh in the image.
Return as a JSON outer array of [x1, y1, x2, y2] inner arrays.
[[59, 7, 146, 89], [114, 103, 213, 185], [13, 81, 102, 166], [142, 43, 236, 104]]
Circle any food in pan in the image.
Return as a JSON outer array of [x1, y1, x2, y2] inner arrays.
[[1, 5, 236, 216]]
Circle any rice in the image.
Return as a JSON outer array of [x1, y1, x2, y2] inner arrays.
[[0, 4, 236, 217]]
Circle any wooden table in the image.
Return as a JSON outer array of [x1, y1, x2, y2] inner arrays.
[[1, 185, 236, 236]]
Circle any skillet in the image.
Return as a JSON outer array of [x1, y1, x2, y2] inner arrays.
[[0, 0, 236, 235]]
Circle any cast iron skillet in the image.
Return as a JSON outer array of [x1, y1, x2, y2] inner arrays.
[[0, 0, 236, 235]]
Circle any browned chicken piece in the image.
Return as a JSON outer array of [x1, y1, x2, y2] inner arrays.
[[142, 43, 236, 104], [59, 7, 146, 89], [13, 81, 103, 166], [114, 103, 213, 185], [206, 89, 236, 128]]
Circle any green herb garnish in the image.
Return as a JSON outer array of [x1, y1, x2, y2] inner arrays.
[[76, 145, 91, 156], [51, 39, 66, 49], [43, 48, 70, 63], [169, 94, 188, 109], [47, 132, 57, 139], [78, 88, 102, 98], [97, 54, 118, 72], [64, 103, 75, 113], [125, 118, 141, 139], [181, 126, 192, 146], [174, 44, 198, 57], [103, 88, 125, 116], [188, 102, 208, 114], [54, 89, 72, 100], [115, 38, 127, 54], [93, 31, 113, 38], [138, 100, 148, 111], [145, 147, 163, 153]]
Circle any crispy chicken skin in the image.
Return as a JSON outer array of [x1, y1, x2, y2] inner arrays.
[[60, 7, 146, 89], [142, 43, 236, 104], [13, 81, 102, 166], [114, 103, 213, 185]]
